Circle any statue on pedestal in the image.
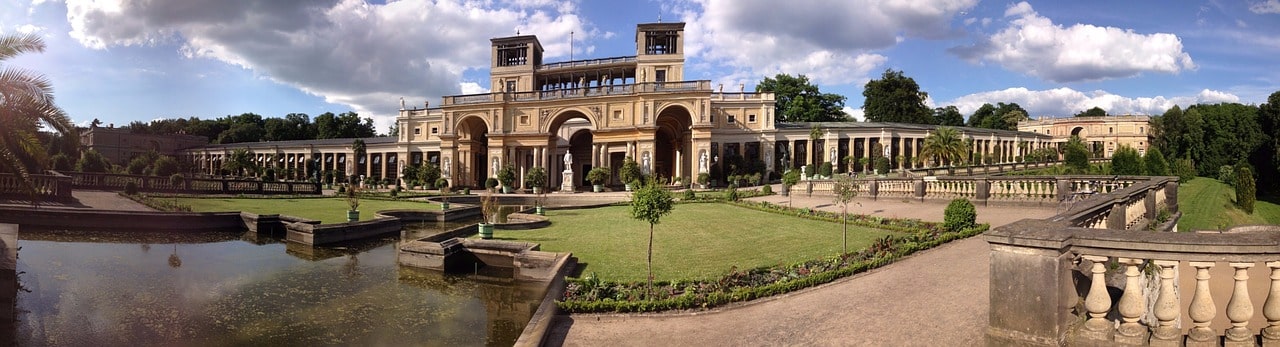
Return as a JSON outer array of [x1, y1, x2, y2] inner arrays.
[[563, 152, 573, 172], [699, 152, 708, 173]]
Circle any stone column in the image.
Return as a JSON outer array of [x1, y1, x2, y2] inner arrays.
[[983, 225, 1076, 346]]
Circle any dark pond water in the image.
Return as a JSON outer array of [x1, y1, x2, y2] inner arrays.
[[12, 222, 546, 347]]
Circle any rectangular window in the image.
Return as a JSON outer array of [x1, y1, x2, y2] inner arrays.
[[655, 69, 667, 83], [727, 115, 736, 123], [748, 114, 756, 123], [414, 128, 421, 135], [431, 127, 438, 134], [506, 80, 516, 93], [613, 110, 622, 120]]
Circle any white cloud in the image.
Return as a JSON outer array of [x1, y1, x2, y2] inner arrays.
[[950, 1, 1194, 83], [945, 87, 1240, 118], [669, 0, 975, 86], [60, 0, 595, 131], [15, 23, 44, 34], [1251, 0, 1280, 14], [843, 106, 865, 122]]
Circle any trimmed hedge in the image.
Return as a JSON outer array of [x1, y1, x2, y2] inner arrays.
[[558, 224, 990, 313], [943, 198, 976, 232]]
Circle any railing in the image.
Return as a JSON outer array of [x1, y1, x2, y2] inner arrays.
[[66, 172, 321, 195], [907, 158, 1109, 177], [0, 172, 73, 202], [978, 176, 1280, 346], [440, 80, 713, 105], [536, 56, 637, 70], [711, 92, 771, 100], [797, 175, 1157, 207]]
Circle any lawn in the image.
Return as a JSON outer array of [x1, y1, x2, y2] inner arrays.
[[1177, 178, 1280, 231], [176, 197, 442, 224], [490, 203, 897, 282]]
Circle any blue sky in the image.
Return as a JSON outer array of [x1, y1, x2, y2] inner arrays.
[[4, 0, 1278, 133]]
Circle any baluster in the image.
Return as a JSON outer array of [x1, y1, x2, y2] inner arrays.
[[1188, 262, 1217, 343], [1151, 260, 1181, 345], [1265, 261, 1280, 345], [1116, 258, 1149, 344], [1225, 262, 1255, 345], [1081, 255, 1114, 339]]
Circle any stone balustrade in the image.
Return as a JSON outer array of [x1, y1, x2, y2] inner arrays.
[[978, 176, 1280, 346], [66, 171, 321, 195], [798, 175, 1161, 208], [0, 172, 73, 202]]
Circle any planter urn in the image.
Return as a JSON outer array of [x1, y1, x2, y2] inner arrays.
[[593, 184, 603, 193], [478, 222, 494, 239], [346, 210, 360, 222]]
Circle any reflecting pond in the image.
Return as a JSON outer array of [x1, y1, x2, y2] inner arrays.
[[13, 225, 546, 346]]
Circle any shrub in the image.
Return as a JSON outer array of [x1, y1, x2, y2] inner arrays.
[[943, 198, 976, 233], [724, 186, 740, 201], [169, 173, 185, 188], [49, 153, 73, 171], [1236, 166, 1256, 214], [749, 173, 762, 186], [485, 177, 499, 189], [1218, 165, 1236, 186], [1064, 136, 1090, 174], [389, 187, 399, 197], [124, 181, 139, 195], [525, 166, 547, 189], [263, 168, 276, 182], [1109, 145, 1143, 176], [874, 157, 891, 174], [337, 185, 346, 193], [126, 156, 151, 175], [587, 166, 611, 185], [1143, 148, 1169, 176], [682, 189, 696, 201], [760, 184, 773, 195], [619, 157, 642, 186], [1172, 158, 1196, 182], [435, 177, 449, 190], [496, 164, 517, 188], [697, 173, 710, 186], [818, 162, 833, 177]]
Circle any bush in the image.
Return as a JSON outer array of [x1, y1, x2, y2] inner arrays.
[[619, 157, 642, 186], [390, 186, 400, 197], [943, 199, 976, 233], [169, 173, 185, 187], [1218, 165, 1236, 186], [1144, 148, 1169, 176], [485, 177, 499, 189], [818, 162, 833, 177], [263, 168, 276, 182], [761, 184, 773, 195], [1172, 158, 1196, 182], [682, 189, 696, 201], [1236, 166, 1256, 214], [724, 186, 740, 201], [803, 164, 815, 178], [497, 164, 517, 187], [1110, 145, 1143, 176], [337, 185, 346, 193], [697, 173, 710, 186], [587, 166, 611, 185], [874, 157, 891, 174], [49, 153, 73, 171], [435, 177, 449, 190], [126, 156, 151, 175], [124, 181, 139, 195]]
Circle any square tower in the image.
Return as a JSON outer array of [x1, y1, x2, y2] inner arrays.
[[635, 22, 685, 83], [490, 35, 543, 93]]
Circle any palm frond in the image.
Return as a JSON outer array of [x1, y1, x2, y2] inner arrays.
[[0, 34, 46, 62]]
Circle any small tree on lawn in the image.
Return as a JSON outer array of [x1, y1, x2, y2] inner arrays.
[[630, 177, 674, 296], [832, 174, 860, 254], [782, 168, 801, 207]]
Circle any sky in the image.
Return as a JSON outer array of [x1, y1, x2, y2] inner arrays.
[[4, 0, 1279, 133]]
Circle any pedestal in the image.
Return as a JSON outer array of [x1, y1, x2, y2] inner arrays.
[[561, 171, 575, 193]]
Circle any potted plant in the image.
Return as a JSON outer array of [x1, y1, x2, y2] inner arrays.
[[496, 164, 516, 193], [525, 166, 547, 194], [345, 184, 361, 222], [587, 166, 610, 192], [619, 157, 642, 191], [485, 177, 499, 192], [696, 173, 710, 189], [534, 189, 546, 216], [858, 157, 870, 175], [436, 177, 451, 210], [478, 191, 498, 239]]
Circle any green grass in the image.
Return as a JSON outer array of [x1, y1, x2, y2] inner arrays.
[[1177, 178, 1280, 231], [176, 197, 441, 224], [490, 203, 896, 282]]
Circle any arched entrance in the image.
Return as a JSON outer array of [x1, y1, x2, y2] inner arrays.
[[654, 106, 693, 181], [457, 116, 488, 187], [546, 110, 596, 191]]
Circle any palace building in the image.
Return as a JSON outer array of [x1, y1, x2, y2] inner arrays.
[[181, 22, 1056, 189], [1017, 116, 1152, 158]]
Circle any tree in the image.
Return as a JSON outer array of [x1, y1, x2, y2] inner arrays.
[[968, 102, 1027, 130], [1236, 165, 1256, 214], [1064, 136, 1090, 174], [1110, 145, 1144, 176], [1074, 106, 1108, 118], [782, 168, 800, 205], [216, 122, 266, 144], [921, 127, 966, 167], [351, 139, 367, 181], [0, 34, 75, 197], [831, 174, 860, 254], [1144, 148, 1170, 176], [756, 74, 848, 122], [222, 148, 257, 176], [76, 150, 110, 173], [932, 106, 965, 126], [862, 69, 932, 124], [629, 177, 674, 294]]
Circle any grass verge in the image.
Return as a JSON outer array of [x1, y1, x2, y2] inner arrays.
[[1176, 177, 1280, 231]]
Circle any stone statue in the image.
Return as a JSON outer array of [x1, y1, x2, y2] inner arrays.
[[492, 158, 499, 177], [883, 144, 892, 158], [399, 97, 405, 110], [699, 152, 708, 173], [563, 151, 573, 172], [829, 150, 836, 164], [442, 159, 450, 176], [642, 152, 651, 174]]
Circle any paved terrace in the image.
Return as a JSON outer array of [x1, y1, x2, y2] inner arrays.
[[1, 185, 1059, 346]]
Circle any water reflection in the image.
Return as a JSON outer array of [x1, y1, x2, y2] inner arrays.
[[14, 228, 546, 346]]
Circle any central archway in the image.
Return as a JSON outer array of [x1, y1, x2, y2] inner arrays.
[[457, 116, 488, 187], [654, 105, 693, 181], [546, 110, 596, 191]]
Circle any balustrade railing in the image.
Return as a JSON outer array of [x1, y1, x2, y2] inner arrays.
[[66, 172, 320, 195], [440, 80, 712, 105], [797, 175, 1165, 207], [0, 172, 73, 202]]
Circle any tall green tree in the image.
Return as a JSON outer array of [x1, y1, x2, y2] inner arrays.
[[921, 127, 967, 166], [1144, 148, 1170, 176], [968, 102, 1027, 130], [862, 69, 932, 124], [1064, 136, 1090, 174], [1190, 103, 1263, 177], [932, 106, 965, 126], [1074, 106, 1108, 118], [629, 177, 675, 294], [222, 148, 257, 176], [755, 74, 848, 122], [831, 174, 860, 254], [0, 34, 76, 197], [1110, 145, 1144, 176]]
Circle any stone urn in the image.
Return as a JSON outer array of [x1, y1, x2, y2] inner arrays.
[[478, 222, 494, 239], [593, 184, 603, 193], [441, 201, 450, 210], [535, 205, 545, 215]]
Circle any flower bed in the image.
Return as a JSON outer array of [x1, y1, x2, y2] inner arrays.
[[557, 224, 989, 313]]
